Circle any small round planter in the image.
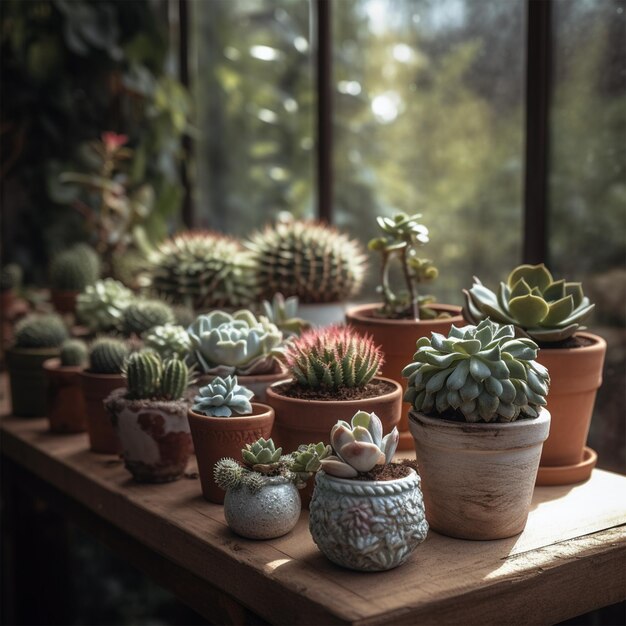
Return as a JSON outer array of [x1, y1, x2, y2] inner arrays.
[[309, 469, 428, 571], [408, 408, 551, 540], [187, 403, 275, 504], [297, 302, 347, 327], [43, 358, 87, 433], [50, 290, 79, 315], [224, 476, 301, 539], [266, 376, 402, 453], [196, 366, 289, 403], [346, 303, 463, 450], [105, 388, 193, 483], [80, 370, 124, 454], [6, 346, 61, 417]]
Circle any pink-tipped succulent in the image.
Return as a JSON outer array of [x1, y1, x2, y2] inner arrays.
[[320, 411, 399, 478], [285, 325, 383, 390]]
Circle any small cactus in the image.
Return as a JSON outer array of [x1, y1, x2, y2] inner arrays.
[[122, 300, 175, 337], [77, 278, 133, 332], [14, 314, 68, 349], [124, 351, 163, 399], [160, 358, 190, 401], [213, 458, 245, 491], [143, 324, 191, 359], [89, 337, 130, 374], [241, 438, 282, 466], [50, 244, 100, 291], [192, 375, 254, 417], [60, 339, 88, 367]]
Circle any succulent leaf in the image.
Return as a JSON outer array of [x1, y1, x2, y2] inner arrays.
[[192, 375, 254, 417]]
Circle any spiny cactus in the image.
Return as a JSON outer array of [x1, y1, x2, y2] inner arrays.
[[285, 325, 383, 391], [261, 293, 310, 338], [60, 339, 88, 367], [89, 337, 130, 374], [214, 458, 246, 490], [146, 231, 256, 310], [247, 215, 367, 304], [192, 375, 254, 417], [50, 244, 100, 291], [402, 319, 550, 423], [143, 324, 191, 359], [122, 300, 175, 337], [76, 278, 133, 332], [124, 351, 162, 399], [160, 358, 190, 401], [14, 314, 68, 349], [242, 438, 282, 466], [320, 411, 399, 478], [1, 263, 22, 291], [463, 264, 595, 344]]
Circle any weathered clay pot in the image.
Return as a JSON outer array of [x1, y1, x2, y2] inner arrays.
[[297, 302, 347, 327], [187, 403, 275, 504], [309, 468, 428, 571], [80, 370, 124, 454], [224, 476, 301, 539], [535, 332, 606, 485], [196, 366, 289, 403], [105, 388, 193, 483], [6, 346, 61, 417], [43, 358, 87, 433], [346, 303, 463, 450], [409, 408, 551, 540], [50, 290, 79, 315], [266, 376, 402, 453]]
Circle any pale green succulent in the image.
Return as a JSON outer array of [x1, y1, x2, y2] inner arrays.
[[463, 264, 594, 344], [402, 319, 550, 423], [260, 293, 310, 338], [143, 324, 191, 359], [192, 375, 254, 417], [242, 438, 282, 466], [289, 442, 332, 486], [186, 309, 283, 376], [76, 278, 133, 332]]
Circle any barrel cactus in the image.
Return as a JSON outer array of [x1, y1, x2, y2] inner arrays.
[[124, 351, 162, 399], [320, 411, 399, 478], [60, 339, 88, 367], [50, 244, 100, 291], [122, 300, 175, 337], [160, 358, 190, 401], [192, 375, 254, 417], [260, 293, 310, 338], [143, 324, 191, 359], [247, 216, 367, 304], [146, 231, 256, 310], [284, 325, 383, 391], [76, 278, 133, 332], [186, 309, 283, 376], [89, 337, 130, 374], [463, 264, 595, 344], [14, 314, 68, 348], [402, 319, 550, 423]]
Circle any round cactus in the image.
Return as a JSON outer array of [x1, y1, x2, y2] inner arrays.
[[192, 375, 254, 417], [284, 325, 383, 391], [1, 263, 22, 292], [146, 231, 256, 310], [50, 244, 100, 291], [246, 216, 367, 304], [76, 279, 133, 332], [89, 337, 130, 374], [124, 351, 163, 399], [402, 318, 550, 423], [213, 458, 245, 491], [14, 314, 68, 349], [60, 339, 88, 367], [160, 358, 190, 401], [122, 300, 175, 337], [143, 324, 191, 359]]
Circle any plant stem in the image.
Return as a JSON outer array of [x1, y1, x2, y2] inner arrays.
[[401, 246, 419, 321]]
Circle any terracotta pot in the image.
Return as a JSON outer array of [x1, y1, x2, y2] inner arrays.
[[408, 409, 551, 540], [266, 376, 402, 454], [297, 302, 347, 327], [196, 366, 289, 403], [6, 346, 61, 417], [50, 290, 79, 315], [105, 389, 193, 483], [80, 370, 124, 454], [346, 303, 463, 450], [187, 403, 275, 504], [535, 332, 606, 485], [43, 358, 87, 433]]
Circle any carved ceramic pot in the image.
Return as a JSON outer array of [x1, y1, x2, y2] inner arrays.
[[224, 476, 301, 540], [309, 469, 428, 572]]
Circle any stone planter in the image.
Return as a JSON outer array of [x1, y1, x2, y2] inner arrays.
[[309, 468, 428, 571], [408, 408, 551, 540], [105, 388, 193, 483], [224, 476, 301, 540], [43, 358, 87, 433]]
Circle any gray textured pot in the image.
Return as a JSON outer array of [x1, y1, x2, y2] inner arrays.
[[223, 476, 301, 540], [309, 469, 428, 571]]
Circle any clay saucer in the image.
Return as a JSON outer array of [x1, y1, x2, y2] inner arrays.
[[535, 446, 597, 486]]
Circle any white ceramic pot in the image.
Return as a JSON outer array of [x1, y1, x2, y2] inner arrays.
[[224, 476, 301, 539], [408, 408, 551, 540], [309, 468, 428, 571]]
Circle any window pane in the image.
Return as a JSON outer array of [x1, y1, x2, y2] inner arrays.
[[549, 0, 626, 472], [190, 0, 314, 235], [333, 0, 525, 304]]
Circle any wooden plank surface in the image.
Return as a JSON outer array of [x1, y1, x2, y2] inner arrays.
[[1, 414, 625, 626]]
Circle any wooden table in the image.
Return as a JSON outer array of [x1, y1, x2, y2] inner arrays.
[[1, 413, 625, 625]]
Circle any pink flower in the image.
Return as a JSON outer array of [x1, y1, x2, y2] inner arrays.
[[101, 132, 128, 153]]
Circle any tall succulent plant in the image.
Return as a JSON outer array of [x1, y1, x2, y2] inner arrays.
[[50, 244, 100, 291], [402, 319, 550, 423], [463, 264, 595, 344], [76, 279, 133, 332], [14, 314, 68, 349], [192, 375, 254, 417], [247, 216, 367, 304]]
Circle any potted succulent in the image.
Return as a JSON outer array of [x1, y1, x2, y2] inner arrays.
[[105, 352, 193, 483], [309, 411, 428, 572], [43, 339, 89, 433], [463, 264, 605, 485], [214, 438, 330, 539], [186, 309, 288, 401], [81, 337, 130, 453], [6, 314, 69, 417], [76, 278, 134, 334], [346, 212, 463, 450], [187, 375, 275, 503], [143, 323, 191, 359], [403, 319, 551, 540], [246, 214, 367, 326], [266, 325, 402, 452]]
